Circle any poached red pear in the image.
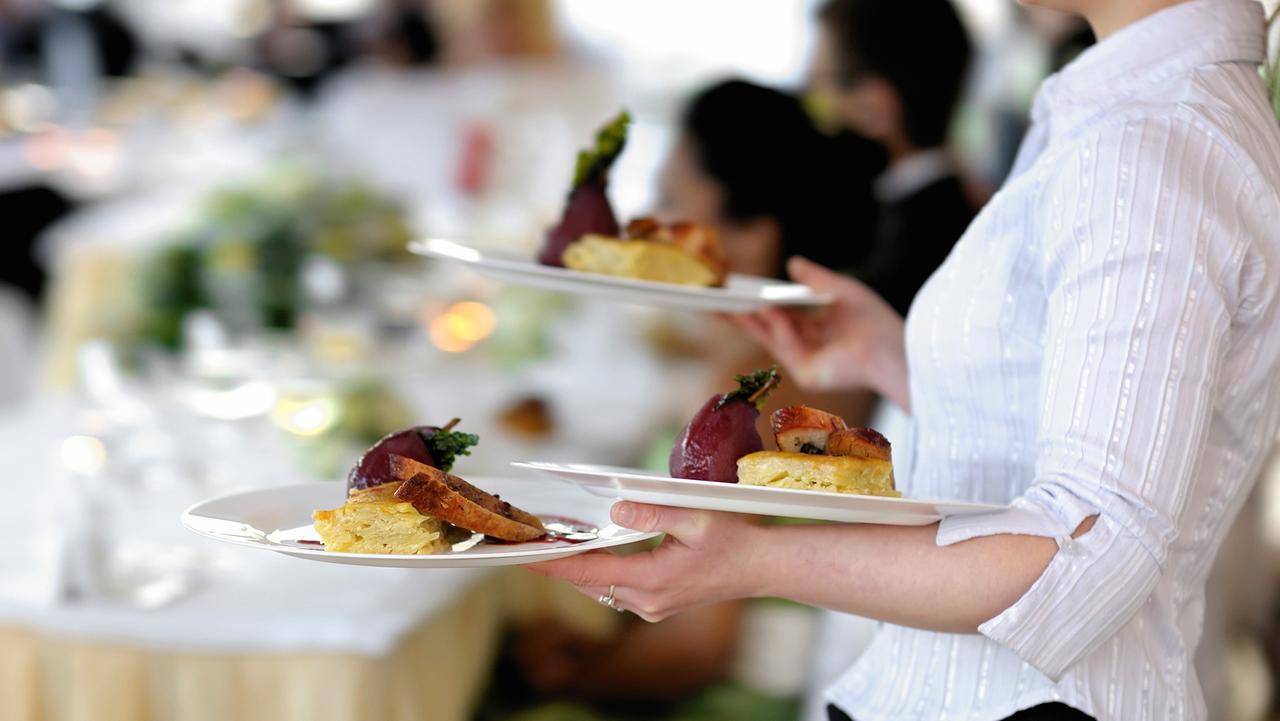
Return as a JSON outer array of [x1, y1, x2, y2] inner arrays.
[[346, 418, 479, 492], [539, 182, 619, 266], [669, 367, 781, 483], [538, 110, 630, 267]]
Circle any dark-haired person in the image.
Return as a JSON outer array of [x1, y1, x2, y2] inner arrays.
[[532, 1, 1280, 720], [809, 0, 975, 317], [659, 79, 884, 429], [658, 79, 885, 280]]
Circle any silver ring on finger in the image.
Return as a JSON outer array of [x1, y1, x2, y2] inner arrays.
[[597, 584, 622, 612]]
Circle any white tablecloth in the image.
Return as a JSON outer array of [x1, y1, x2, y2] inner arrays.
[[0, 399, 492, 656]]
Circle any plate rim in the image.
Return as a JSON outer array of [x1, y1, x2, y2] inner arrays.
[[510, 461, 1010, 514], [180, 481, 663, 562], [408, 237, 831, 306]]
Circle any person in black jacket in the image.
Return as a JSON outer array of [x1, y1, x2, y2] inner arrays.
[[809, 0, 976, 316]]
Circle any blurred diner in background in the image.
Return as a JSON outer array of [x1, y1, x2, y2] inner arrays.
[[0, 1, 1278, 721]]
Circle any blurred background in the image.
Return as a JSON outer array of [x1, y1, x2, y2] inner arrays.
[[0, 1, 1277, 720]]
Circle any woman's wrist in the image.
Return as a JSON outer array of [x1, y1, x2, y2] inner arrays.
[[867, 321, 910, 411], [736, 521, 822, 602], [731, 522, 786, 601]]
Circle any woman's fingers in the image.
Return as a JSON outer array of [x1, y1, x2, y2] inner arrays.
[[569, 585, 664, 621], [757, 308, 811, 364], [726, 310, 816, 374], [612, 502, 708, 539], [730, 306, 867, 391], [723, 312, 773, 348], [527, 549, 653, 589], [530, 509, 759, 624]]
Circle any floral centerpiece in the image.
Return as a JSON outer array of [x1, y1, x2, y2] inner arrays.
[[136, 167, 413, 351]]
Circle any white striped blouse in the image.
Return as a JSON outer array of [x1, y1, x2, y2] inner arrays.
[[827, 1, 1280, 719]]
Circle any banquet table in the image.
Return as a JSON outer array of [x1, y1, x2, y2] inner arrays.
[[0, 570, 621, 721]]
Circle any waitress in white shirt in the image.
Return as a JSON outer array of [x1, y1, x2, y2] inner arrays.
[[531, 1, 1280, 719]]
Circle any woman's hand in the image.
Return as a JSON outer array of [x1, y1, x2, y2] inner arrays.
[[728, 256, 910, 409], [527, 502, 764, 622]]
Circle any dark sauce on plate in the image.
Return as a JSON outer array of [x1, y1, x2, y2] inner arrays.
[[485, 515, 597, 545]]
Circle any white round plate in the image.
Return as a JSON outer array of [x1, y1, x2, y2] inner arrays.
[[181, 477, 661, 568], [409, 238, 830, 313], [511, 462, 1008, 526]]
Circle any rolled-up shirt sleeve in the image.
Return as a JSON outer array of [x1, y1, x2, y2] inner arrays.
[[934, 117, 1259, 680]]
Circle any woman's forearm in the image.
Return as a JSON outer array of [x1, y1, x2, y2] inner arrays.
[[749, 522, 1061, 633], [529, 503, 1092, 628]]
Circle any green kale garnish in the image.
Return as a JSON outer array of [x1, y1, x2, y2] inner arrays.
[[571, 110, 631, 190], [714, 366, 782, 411], [418, 419, 479, 472]]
